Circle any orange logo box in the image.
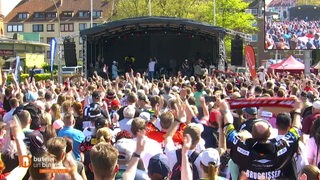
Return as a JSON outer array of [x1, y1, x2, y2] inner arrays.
[[19, 155, 32, 168]]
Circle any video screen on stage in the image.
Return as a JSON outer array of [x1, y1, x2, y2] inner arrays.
[[265, 1, 320, 50]]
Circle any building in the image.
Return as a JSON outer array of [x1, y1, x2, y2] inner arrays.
[[4, 0, 109, 66]]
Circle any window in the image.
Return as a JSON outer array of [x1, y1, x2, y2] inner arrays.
[[92, 23, 99, 27], [47, 24, 55, 32], [79, 11, 89, 18], [62, 11, 73, 18], [18, 13, 28, 19], [34, 12, 45, 19], [79, 23, 87, 31], [61, 23, 74, 32], [46, 12, 57, 19], [79, 50, 83, 58], [79, 37, 83, 44], [47, 51, 51, 59], [33, 24, 44, 32], [40, 37, 44, 43], [92, 11, 102, 18], [7, 24, 23, 32]]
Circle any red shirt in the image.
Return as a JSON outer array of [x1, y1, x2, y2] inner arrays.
[[146, 122, 186, 148], [302, 113, 320, 134]]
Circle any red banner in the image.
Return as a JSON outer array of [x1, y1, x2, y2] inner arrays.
[[227, 98, 295, 109], [245, 45, 256, 79]]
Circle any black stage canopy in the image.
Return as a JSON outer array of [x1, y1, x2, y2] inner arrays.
[[81, 16, 226, 76]]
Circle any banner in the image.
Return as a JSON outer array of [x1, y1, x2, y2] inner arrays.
[[227, 98, 295, 109], [50, 38, 57, 72], [244, 45, 256, 79]]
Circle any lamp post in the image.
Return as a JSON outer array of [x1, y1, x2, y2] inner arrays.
[[148, 0, 152, 16], [91, 0, 93, 27], [214, 0, 216, 26], [53, 0, 62, 84]]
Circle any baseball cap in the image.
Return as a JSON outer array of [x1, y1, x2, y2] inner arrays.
[[94, 116, 106, 129], [148, 153, 170, 178], [29, 130, 47, 156], [88, 107, 102, 118], [111, 99, 120, 107], [139, 112, 151, 121], [114, 138, 135, 164], [313, 100, 320, 110], [242, 107, 257, 115], [53, 119, 64, 130], [199, 148, 220, 167], [26, 92, 39, 102]]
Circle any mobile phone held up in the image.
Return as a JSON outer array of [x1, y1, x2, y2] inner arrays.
[[204, 96, 216, 102]]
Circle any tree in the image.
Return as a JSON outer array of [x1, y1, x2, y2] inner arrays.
[[106, 0, 257, 33]]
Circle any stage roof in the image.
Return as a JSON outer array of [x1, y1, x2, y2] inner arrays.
[[80, 16, 226, 40]]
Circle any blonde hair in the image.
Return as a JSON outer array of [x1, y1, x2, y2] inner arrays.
[[40, 112, 52, 126], [50, 104, 61, 121], [61, 100, 72, 113], [201, 162, 219, 180], [96, 127, 112, 143]]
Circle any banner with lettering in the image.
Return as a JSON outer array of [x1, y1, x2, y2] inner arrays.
[[245, 45, 256, 79], [227, 98, 295, 109]]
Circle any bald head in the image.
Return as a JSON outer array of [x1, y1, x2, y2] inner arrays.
[[252, 121, 271, 142]]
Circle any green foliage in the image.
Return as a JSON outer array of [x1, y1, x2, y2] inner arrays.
[[41, 63, 58, 73], [104, 0, 257, 57], [7, 73, 53, 83], [107, 0, 257, 33], [296, 0, 320, 5]]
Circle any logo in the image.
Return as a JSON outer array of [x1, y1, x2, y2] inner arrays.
[[19, 155, 32, 168]]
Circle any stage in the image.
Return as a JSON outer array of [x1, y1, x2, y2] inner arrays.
[[80, 16, 226, 77]]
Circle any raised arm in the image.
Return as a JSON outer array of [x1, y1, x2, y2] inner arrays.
[[122, 131, 146, 180]]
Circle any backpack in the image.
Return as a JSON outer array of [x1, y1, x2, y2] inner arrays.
[[171, 149, 200, 180], [13, 103, 41, 130]]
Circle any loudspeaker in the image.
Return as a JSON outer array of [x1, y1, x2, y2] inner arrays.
[[64, 41, 77, 66], [231, 38, 243, 66]]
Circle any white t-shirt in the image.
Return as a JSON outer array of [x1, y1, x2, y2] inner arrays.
[[306, 137, 319, 166], [148, 61, 156, 72]]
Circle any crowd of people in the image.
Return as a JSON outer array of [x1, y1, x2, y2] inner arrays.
[[265, 20, 320, 50], [0, 65, 320, 180]]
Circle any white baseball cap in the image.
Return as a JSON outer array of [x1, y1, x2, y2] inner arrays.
[[199, 148, 220, 167]]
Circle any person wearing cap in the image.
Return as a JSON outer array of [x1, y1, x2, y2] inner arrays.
[[83, 90, 110, 129], [302, 100, 320, 135], [112, 61, 119, 80], [114, 138, 148, 180], [239, 107, 258, 133], [219, 97, 302, 180], [148, 153, 171, 180]]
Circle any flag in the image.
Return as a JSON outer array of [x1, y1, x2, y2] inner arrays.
[[245, 45, 256, 79], [15, 56, 20, 80], [50, 38, 57, 72]]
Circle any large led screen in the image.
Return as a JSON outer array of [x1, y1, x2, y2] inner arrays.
[[265, 1, 320, 50]]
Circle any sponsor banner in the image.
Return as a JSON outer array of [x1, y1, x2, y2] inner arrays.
[[245, 45, 256, 79]]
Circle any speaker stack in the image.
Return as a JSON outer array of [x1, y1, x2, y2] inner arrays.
[[64, 40, 77, 66], [231, 36, 243, 66]]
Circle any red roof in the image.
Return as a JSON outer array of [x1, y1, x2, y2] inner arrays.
[[4, 0, 109, 23], [269, 55, 304, 70]]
